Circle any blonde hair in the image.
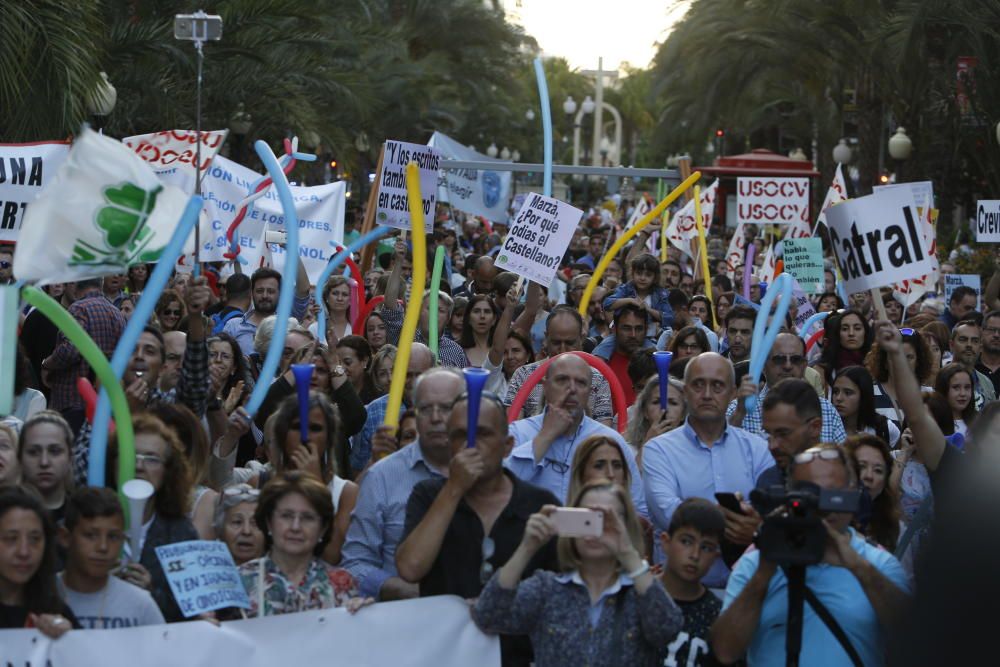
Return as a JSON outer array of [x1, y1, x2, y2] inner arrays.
[[566, 435, 632, 506], [556, 481, 644, 572]]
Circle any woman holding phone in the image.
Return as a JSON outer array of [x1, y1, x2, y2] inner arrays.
[[473, 481, 682, 666]]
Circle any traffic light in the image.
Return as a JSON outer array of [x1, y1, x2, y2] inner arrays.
[[715, 129, 725, 137], [329, 157, 338, 170], [878, 172, 890, 184]]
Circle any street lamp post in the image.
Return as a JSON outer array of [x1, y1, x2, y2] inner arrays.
[[888, 126, 912, 182], [87, 71, 117, 132]]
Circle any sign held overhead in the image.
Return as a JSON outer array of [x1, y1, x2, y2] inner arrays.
[[496, 192, 581, 287], [376, 140, 440, 233], [736, 176, 809, 226]]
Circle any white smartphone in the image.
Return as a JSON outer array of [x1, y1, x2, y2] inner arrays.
[[552, 508, 603, 538]]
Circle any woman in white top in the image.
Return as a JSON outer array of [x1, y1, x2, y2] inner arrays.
[[459, 294, 499, 367], [12, 346, 45, 422], [311, 275, 353, 342]]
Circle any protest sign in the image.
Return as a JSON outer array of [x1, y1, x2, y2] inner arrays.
[[874, 180, 933, 213], [429, 131, 511, 223], [782, 238, 825, 293], [155, 540, 249, 617], [666, 180, 719, 255], [2, 595, 500, 667], [736, 177, 809, 227], [496, 192, 581, 287], [791, 279, 817, 331], [197, 156, 345, 282], [123, 129, 228, 193], [811, 164, 848, 234], [825, 188, 936, 294], [976, 200, 1000, 242], [0, 141, 70, 243], [944, 274, 981, 311], [376, 140, 440, 232]]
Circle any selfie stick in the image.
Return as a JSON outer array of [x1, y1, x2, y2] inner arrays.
[[463, 367, 490, 449], [291, 364, 315, 444], [654, 351, 673, 410]]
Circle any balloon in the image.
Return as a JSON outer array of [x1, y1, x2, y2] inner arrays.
[[745, 273, 795, 412], [383, 163, 428, 433], [799, 311, 829, 340], [533, 57, 553, 197], [348, 278, 361, 336], [463, 368, 490, 449], [693, 185, 716, 329], [743, 243, 756, 301], [804, 327, 825, 353], [577, 172, 701, 317], [316, 226, 391, 341], [88, 195, 203, 486], [77, 377, 103, 426], [654, 351, 673, 410], [428, 245, 446, 359], [506, 351, 629, 433], [330, 242, 365, 308], [244, 140, 306, 417], [355, 295, 385, 334], [21, 286, 136, 492], [291, 364, 315, 444]]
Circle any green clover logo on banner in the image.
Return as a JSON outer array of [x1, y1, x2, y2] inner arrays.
[[70, 183, 166, 268]]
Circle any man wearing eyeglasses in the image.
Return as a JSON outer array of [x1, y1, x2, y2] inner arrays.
[[505, 354, 646, 514], [0, 244, 13, 284], [975, 310, 1000, 397], [712, 444, 910, 666], [397, 392, 558, 666], [726, 333, 846, 443], [950, 319, 996, 409]]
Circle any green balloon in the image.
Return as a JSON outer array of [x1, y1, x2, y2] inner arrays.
[[428, 245, 446, 360]]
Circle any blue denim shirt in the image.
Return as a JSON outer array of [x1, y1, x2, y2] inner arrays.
[[602, 282, 675, 330]]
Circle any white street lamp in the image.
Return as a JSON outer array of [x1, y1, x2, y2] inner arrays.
[[525, 109, 536, 121], [888, 127, 912, 160], [581, 95, 596, 115], [511, 149, 520, 162], [230, 103, 252, 135], [88, 71, 117, 117], [486, 142, 499, 158], [500, 146, 511, 160], [832, 139, 852, 164], [563, 96, 577, 116]]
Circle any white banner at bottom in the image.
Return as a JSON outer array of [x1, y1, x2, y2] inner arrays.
[[0, 595, 499, 667]]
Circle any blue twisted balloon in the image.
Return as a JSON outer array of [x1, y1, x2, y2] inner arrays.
[[88, 195, 203, 486], [745, 273, 795, 413], [533, 57, 553, 197], [798, 311, 829, 340], [315, 226, 391, 339], [244, 140, 307, 417]]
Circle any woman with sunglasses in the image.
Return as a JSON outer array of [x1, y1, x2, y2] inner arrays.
[[473, 481, 682, 666], [215, 484, 266, 565], [239, 471, 371, 617], [154, 289, 187, 333], [864, 328, 931, 427]]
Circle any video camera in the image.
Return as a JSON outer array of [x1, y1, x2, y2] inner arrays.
[[749, 481, 861, 566]]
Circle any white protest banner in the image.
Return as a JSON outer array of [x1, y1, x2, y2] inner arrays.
[[874, 180, 934, 213], [376, 140, 440, 232], [825, 188, 936, 294], [12, 129, 189, 285], [736, 177, 809, 227], [122, 129, 228, 193], [724, 221, 749, 276], [811, 164, 849, 235], [155, 540, 249, 617], [791, 278, 817, 331], [944, 274, 981, 311], [0, 595, 500, 667], [429, 131, 511, 223], [782, 237, 825, 293], [666, 180, 719, 255], [496, 192, 582, 287], [976, 200, 1000, 242], [0, 140, 70, 242], [198, 156, 345, 282]]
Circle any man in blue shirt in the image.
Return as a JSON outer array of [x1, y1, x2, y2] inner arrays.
[[222, 265, 312, 356], [712, 444, 911, 666], [643, 353, 772, 586], [506, 354, 646, 515], [341, 367, 464, 600]]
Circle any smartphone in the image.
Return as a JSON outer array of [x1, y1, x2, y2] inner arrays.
[[552, 508, 603, 538], [174, 13, 223, 41], [715, 492, 744, 514]]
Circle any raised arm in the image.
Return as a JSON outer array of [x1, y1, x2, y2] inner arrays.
[[488, 286, 520, 366], [511, 282, 541, 337], [382, 238, 407, 312]]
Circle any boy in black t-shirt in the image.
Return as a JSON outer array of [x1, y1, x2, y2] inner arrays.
[[660, 498, 726, 667]]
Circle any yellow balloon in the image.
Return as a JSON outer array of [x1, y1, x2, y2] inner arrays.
[[383, 162, 428, 433], [577, 171, 701, 317], [693, 185, 717, 330]]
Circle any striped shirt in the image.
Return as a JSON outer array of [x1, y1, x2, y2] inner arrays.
[[380, 303, 469, 368], [726, 385, 847, 444], [503, 360, 613, 424]]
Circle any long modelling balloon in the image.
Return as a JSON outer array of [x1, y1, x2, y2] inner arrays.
[[463, 368, 490, 448], [743, 243, 756, 301], [88, 195, 202, 486], [577, 172, 701, 317], [355, 295, 386, 334], [654, 351, 673, 410], [21, 287, 135, 492], [798, 311, 829, 339], [693, 185, 716, 329], [291, 364, 315, 444], [745, 272, 795, 412], [533, 57, 553, 197], [383, 163, 428, 432], [348, 278, 361, 336], [316, 226, 391, 340], [330, 242, 365, 306], [427, 245, 446, 359], [507, 351, 629, 433], [804, 327, 825, 353], [244, 140, 306, 417]]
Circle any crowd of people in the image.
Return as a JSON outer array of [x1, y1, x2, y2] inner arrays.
[[1, 203, 996, 666]]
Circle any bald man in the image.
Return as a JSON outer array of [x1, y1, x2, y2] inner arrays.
[[506, 354, 647, 515], [453, 255, 497, 298], [643, 353, 771, 588]]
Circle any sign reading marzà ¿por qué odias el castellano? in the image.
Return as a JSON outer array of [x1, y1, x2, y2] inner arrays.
[[495, 192, 582, 287]]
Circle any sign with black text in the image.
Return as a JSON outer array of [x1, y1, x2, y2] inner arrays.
[[736, 176, 809, 226], [496, 193, 581, 287], [376, 140, 440, 232], [155, 540, 249, 617], [826, 189, 936, 294], [0, 141, 71, 242], [944, 274, 981, 311], [781, 238, 825, 293], [977, 200, 1000, 242]]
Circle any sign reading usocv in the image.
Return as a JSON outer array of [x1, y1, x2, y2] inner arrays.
[[825, 188, 936, 294]]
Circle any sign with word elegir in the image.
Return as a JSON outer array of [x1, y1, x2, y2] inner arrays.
[[782, 238, 825, 293], [0, 141, 70, 242], [736, 177, 809, 227], [429, 131, 511, 223], [976, 200, 1000, 242], [155, 540, 249, 617], [944, 274, 981, 311], [376, 140, 440, 232], [825, 188, 936, 294], [496, 193, 581, 287]]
